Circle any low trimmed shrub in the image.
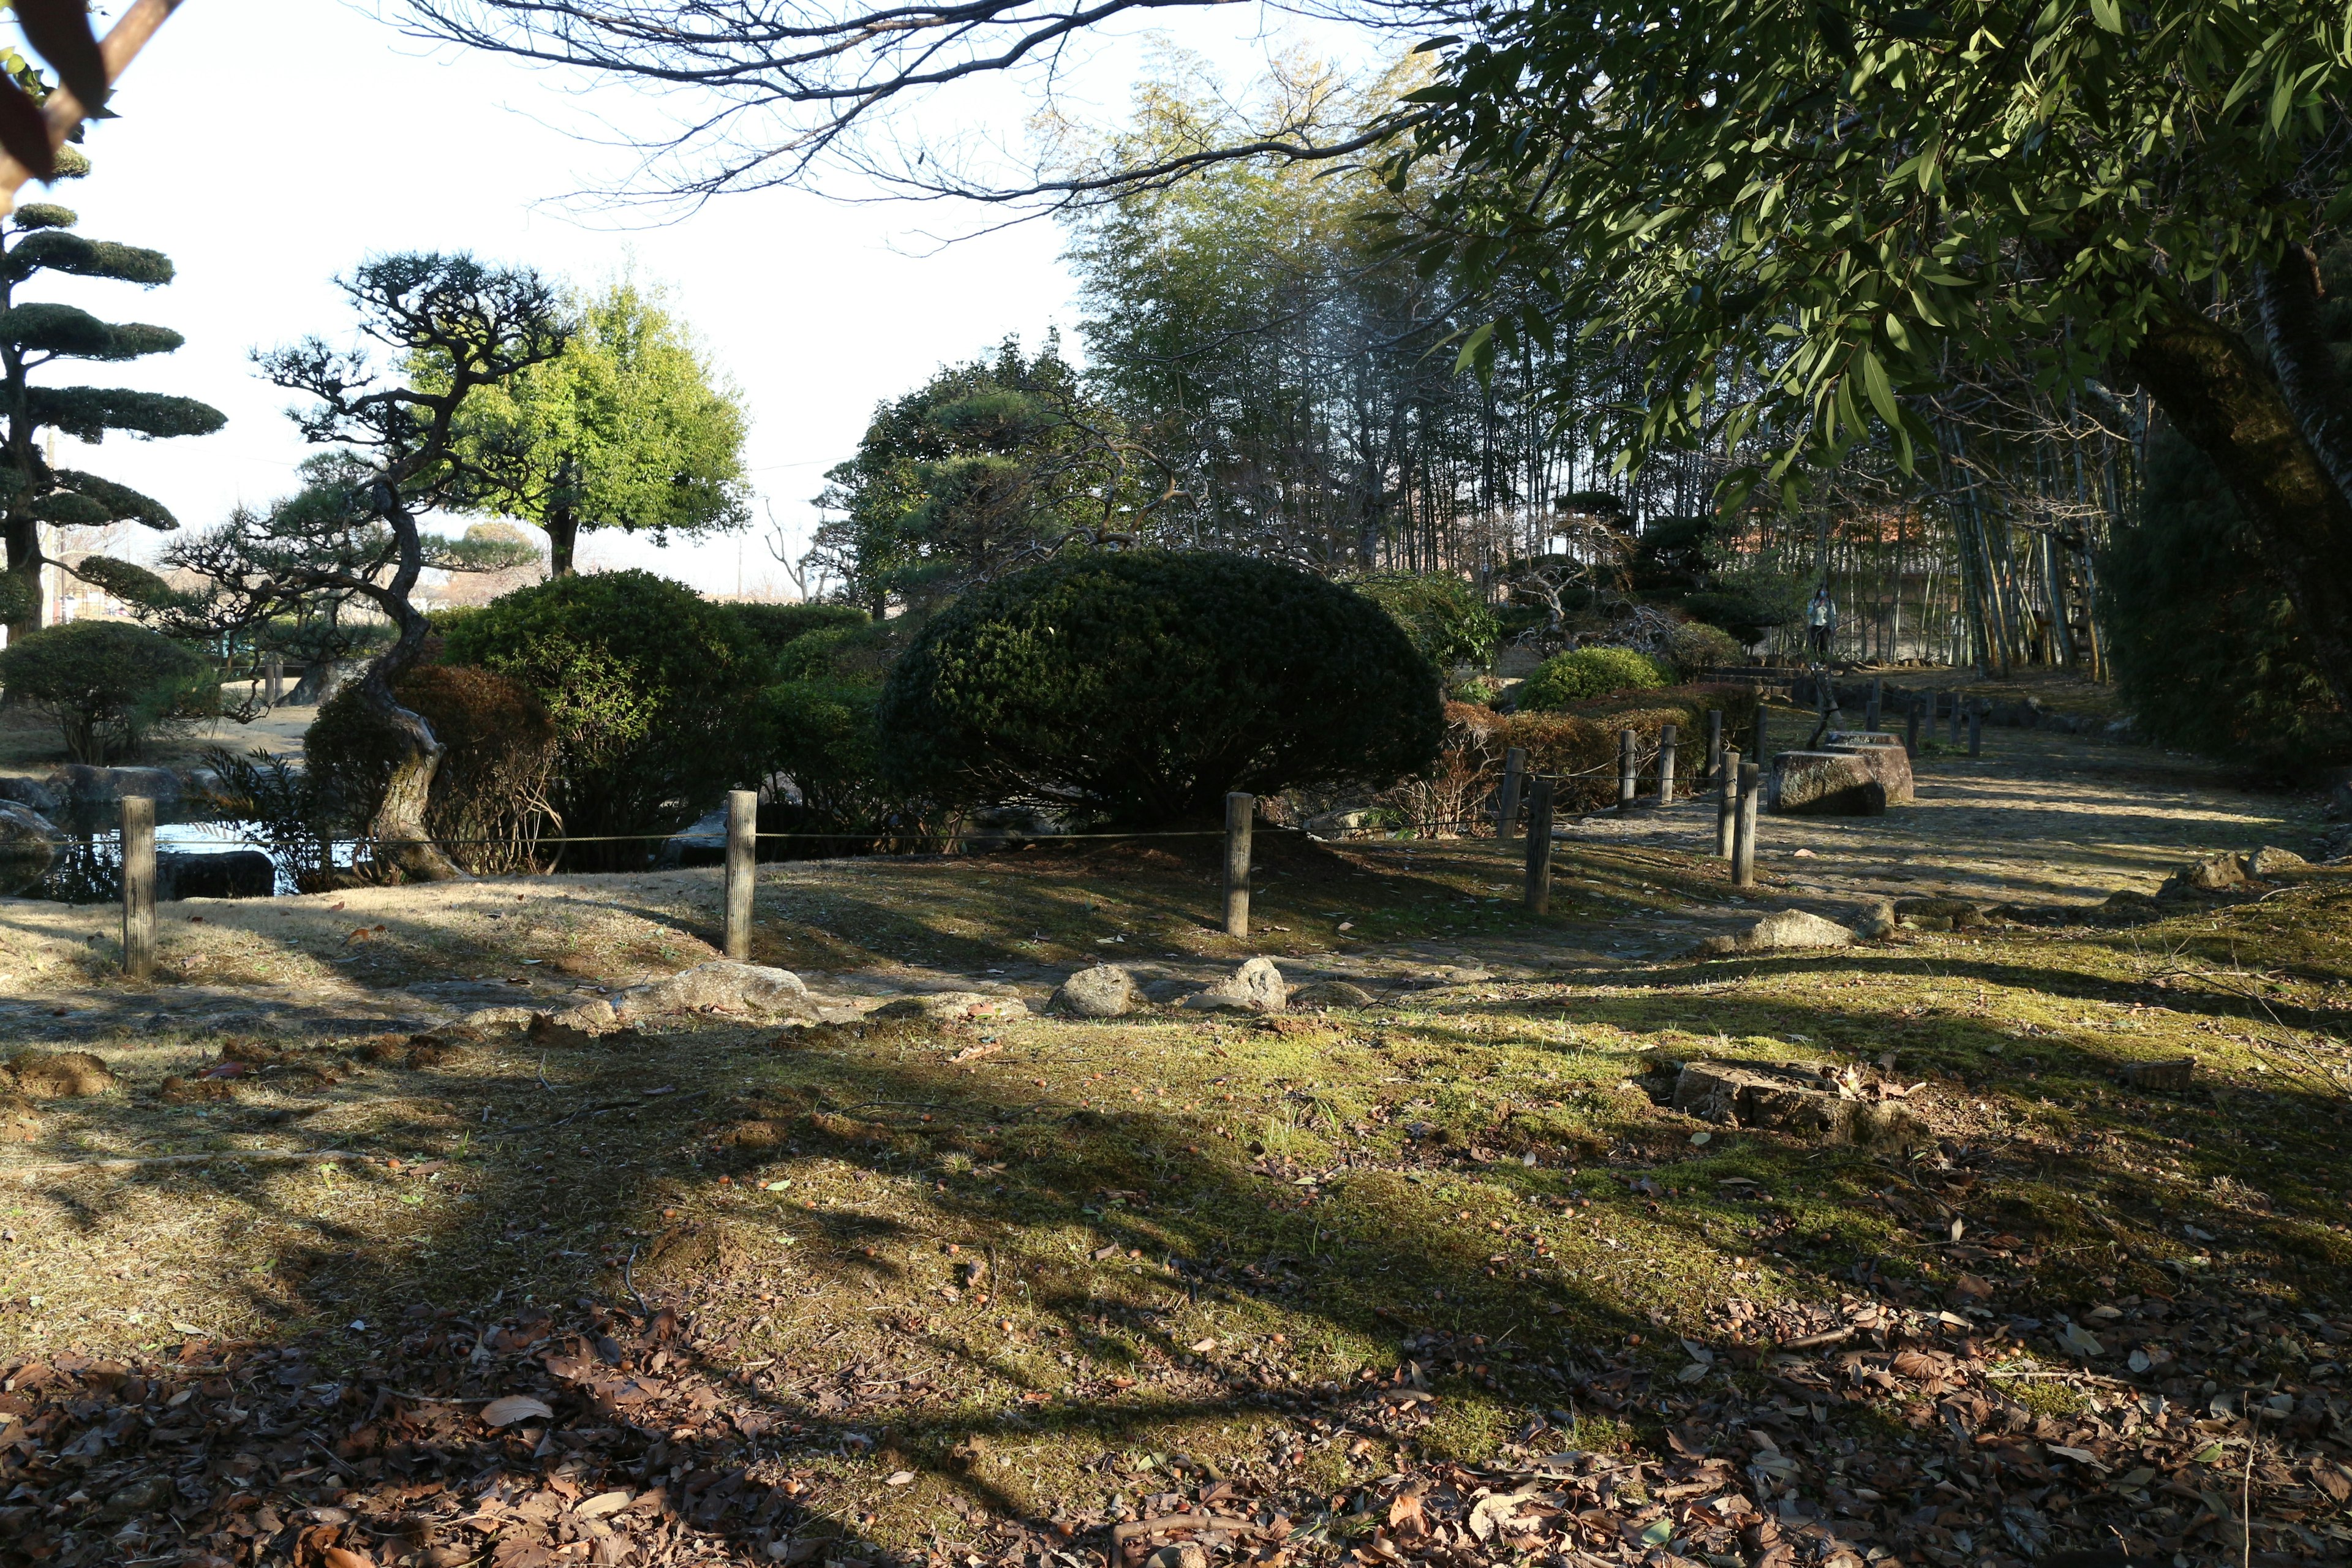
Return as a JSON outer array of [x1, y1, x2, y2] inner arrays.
[[440, 570, 769, 865], [880, 551, 1442, 825], [0, 619, 216, 763], [306, 665, 557, 874], [1661, 619, 1745, 679], [1517, 646, 1668, 710]]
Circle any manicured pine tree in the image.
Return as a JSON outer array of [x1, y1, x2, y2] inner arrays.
[[0, 146, 225, 644]]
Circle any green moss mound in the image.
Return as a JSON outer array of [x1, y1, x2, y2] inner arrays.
[[1517, 646, 1668, 710]]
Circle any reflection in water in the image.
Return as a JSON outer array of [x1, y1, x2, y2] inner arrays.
[[10, 818, 307, 903]]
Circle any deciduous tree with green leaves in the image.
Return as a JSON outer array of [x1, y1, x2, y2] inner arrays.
[[1402, 0, 2352, 712], [443, 276, 750, 577], [0, 164, 225, 643]]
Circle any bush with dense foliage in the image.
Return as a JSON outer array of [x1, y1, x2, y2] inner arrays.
[[880, 551, 1443, 824], [1660, 619, 1744, 679], [725, 601, 871, 666], [0, 619, 216, 762], [1378, 685, 1759, 830], [306, 666, 558, 874], [440, 570, 767, 864], [1516, 646, 1667, 710], [2104, 423, 2349, 773], [1350, 572, 1499, 670]]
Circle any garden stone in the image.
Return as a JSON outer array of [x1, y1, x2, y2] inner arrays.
[[1183, 956, 1288, 1014], [1672, 1060, 1926, 1149], [872, 990, 1028, 1023], [1851, 899, 1896, 940], [1894, 896, 1983, 929], [1822, 737, 1915, 805], [0, 775, 60, 813], [1052, 964, 1140, 1018], [156, 850, 275, 900], [1289, 979, 1375, 1009], [1743, 908, 1856, 951], [611, 960, 815, 1023], [2160, 852, 2245, 897], [2120, 1057, 2196, 1091], [1769, 752, 1887, 816], [0, 801, 64, 893], [61, 764, 182, 805], [2243, 846, 2307, 878]]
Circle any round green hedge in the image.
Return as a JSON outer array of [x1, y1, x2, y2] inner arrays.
[[0, 619, 216, 763], [879, 551, 1443, 825], [1517, 646, 1668, 710], [439, 569, 769, 863]]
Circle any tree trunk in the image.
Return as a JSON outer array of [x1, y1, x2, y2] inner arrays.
[[2124, 291, 2352, 718], [2, 514, 39, 646], [361, 489, 467, 883], [546, 508, 579, 578]]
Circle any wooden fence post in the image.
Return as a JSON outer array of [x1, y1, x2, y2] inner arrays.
[[1617, 728, 1638, 809], [121, 795, 155, 981], [1732, 761, 1762, 888], [1223, 792, 1254, 939], [1522, 776, 1555, 913], [265, 655, 283, 707], [1705, 708, 1723, 783], [1968, 702, 1983, 757], [724, 788, 757, 961], [1716, 747, 1740, 858], [1495, 747, 1527, 842], [1948, 690, 1962, 745], [1657, 723, 1678, 804], [1754, 703, 1772, 770], [1864, 678, 1881, 733], [1906, 698, 1922, 757]]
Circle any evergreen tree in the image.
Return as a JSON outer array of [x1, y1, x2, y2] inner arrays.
[[163, 255, 565, 881], [0, 157, 225, 644], [443, 276, 750, 577], [813, 336, 1158, 614]]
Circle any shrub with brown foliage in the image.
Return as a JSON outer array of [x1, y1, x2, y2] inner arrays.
[[306, 665, 557, 874], [1378, 684, 1760, 830]]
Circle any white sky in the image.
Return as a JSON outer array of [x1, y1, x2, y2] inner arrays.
[[37, 0, 1365, 598]]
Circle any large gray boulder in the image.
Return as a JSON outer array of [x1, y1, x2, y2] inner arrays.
[[609, 960, 814, 1023], [0, 801, 64, 894], [1183, 957, 1288, 1014], [1770, 752, 1887, 816], [157, 849, 276, 900], [0, 775, 61, 813], [61, 764, 182, 805], [1052, 964, 1140, 1018], [1822, 737, 1915, 805], [2244, 845, 2308, 879]]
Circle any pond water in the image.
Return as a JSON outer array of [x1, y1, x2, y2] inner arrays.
[[3, 814, 336, 902]]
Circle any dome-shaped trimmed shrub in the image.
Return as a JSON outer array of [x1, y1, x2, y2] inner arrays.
[[880, 551, 1442, 825], [440, 570, 769, 864], [1517, 646, 1667, 710], [0, 619, 216, 762]]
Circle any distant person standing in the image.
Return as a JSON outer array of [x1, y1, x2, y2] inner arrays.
[[1806, 586, 1838, 660]]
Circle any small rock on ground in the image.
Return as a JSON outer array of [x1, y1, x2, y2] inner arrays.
[[872, 992, 1030, 1023], [1694, 908, 1857, 956], [1183, 957, 1288, 1014], [609, 960, 813, 1025], [1052, 964, 1140, 1018]]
